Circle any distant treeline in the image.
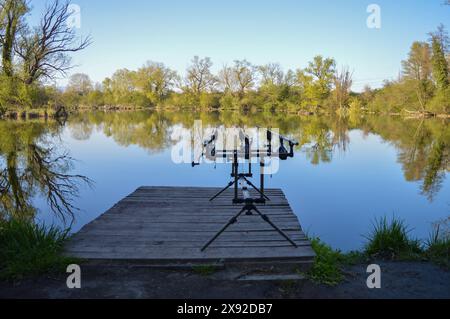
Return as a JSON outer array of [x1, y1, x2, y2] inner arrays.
[[1, 1, 449, 117], [60, 23, 450, 115]]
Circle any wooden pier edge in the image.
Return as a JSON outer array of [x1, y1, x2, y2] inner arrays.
[[65, 187, 316, 270]]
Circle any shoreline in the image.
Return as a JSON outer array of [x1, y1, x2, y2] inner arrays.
[[0, 260, 448, 299], [1, 107, 449, 121]]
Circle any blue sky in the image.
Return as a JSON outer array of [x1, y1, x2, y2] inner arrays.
[[27, 0, 449, 90]]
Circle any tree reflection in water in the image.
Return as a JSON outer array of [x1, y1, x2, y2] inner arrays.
[[0, 122, 92, 224], [68, 110, 448, 201]]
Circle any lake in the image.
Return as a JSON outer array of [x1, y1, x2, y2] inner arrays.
[[1, 110, 448, 251]]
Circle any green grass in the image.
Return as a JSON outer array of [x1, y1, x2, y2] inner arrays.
[[306, 238, 344, 286], [0, 219, 77, 280], [192, 265, 218, 276], [424, 224, 450, 268], [306, 216, 449, 286], [305, 237, 368, 286], [364, 216, 422, 260]]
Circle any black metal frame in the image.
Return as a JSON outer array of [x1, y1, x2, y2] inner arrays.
[[209, 151, 270, 204]]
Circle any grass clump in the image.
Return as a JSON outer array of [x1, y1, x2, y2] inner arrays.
[[0, 219, 77, 280], [424, 221, 450, 268], [306, 238, 346, 286], [307, 216, 449, 287], [364, 216, 422, 260]]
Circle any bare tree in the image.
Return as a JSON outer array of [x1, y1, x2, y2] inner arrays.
[[15, 0, 92, 84], [67, 73, 93, 95], [333, 66, 353, 109], [428, 23, 449, 54], [284, 69, 297, 88], [233, 59, 256, 99], [259, 63, 284, 86], [185, 56, 216, 95], [217, 64, 236, 93]]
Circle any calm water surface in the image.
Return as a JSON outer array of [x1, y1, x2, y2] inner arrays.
[[1, 111, 448, 251]]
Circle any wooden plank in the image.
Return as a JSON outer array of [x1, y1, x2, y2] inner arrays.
[[67, 246, 316, 260], [73, 230, 306, 240], [66, 240, 312, 249]]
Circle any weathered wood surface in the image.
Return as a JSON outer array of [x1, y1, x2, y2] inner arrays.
[[65, 187, 315, 263]]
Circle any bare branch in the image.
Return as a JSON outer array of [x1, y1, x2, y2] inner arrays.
[[15, 0, 92, 84]]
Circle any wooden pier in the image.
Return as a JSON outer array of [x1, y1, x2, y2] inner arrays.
[[65, 187, 315, 268]]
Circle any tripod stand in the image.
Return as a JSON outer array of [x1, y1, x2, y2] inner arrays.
[[209, 151, 270, 204], [202, 187, 298, 251]]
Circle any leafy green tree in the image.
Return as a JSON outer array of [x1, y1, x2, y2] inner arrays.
[[0, 0, 28, 77], [431, 35, 449, 91], [135, 61, 178, 104], [402, 42, 432, 82], [401, 41, 434, 110], [305, 55, 336, 101]]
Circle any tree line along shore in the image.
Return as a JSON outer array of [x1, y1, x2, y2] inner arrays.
[[0, 0, 449, 119]]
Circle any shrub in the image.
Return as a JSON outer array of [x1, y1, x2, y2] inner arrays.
[[364, 216, 422, 260], [424, 219, 450, 268], [307, 237, 345, 286], [0, 219, 76, 280], [427, 87, 450, 115]]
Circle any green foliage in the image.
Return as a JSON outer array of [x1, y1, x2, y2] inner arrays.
[[421, 137, 447, 201], [199, 92, 221, 110], [307, 237, 345, 286], [427, 87, 450, 114], [0, 218, 77, 280], [431, 36, 449, 91], [368, 80, 422, 113], [424, 219, 450, 268], [348, 96, 363, 113], [192, 265, 218, 276], [305, 56, 336, 100], [365, 26, 450, 115], [401, 41, 432, 82], [0, 0, 29, 77], [219, 93, 239, 109], [308, 216, 449, 287], [364, 216, 422, 260], [1, 11, 449, 116]]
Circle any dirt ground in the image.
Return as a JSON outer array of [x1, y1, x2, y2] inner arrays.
[[0, 261, 449, 299]]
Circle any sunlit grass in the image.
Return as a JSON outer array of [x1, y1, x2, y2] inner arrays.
[[364, 216, 422, 260], [307, 237, 344, 286]]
